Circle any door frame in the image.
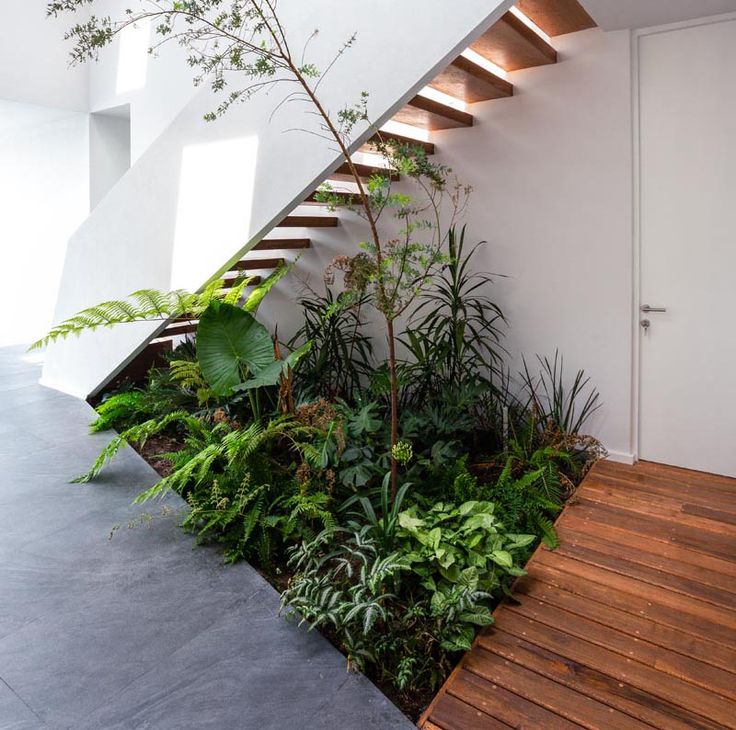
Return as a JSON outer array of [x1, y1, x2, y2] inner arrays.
[[630, 11, 736, 465]]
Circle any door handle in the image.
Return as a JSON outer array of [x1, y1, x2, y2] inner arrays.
[[641, 304, 667, 313]]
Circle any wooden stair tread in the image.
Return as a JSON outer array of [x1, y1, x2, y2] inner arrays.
[[221, 274, 262, 287], [277, 216, 338, 228], [516, 0, 597, 37], [230, 257, 284, 271], [470, 11, 557, 72], [161, 321, 198, 338], [304, 190, 356, 206], [392, 95, 473, 131], [362, 131, 435, 155], [430, 56, 513, 104], [330, 162, 399, 182], [253, 238, 310, 250]]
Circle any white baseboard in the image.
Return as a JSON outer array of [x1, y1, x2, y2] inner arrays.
[[605, 450, 637, 465]]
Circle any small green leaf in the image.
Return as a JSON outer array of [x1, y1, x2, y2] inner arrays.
[[490, 550, 514, 568]]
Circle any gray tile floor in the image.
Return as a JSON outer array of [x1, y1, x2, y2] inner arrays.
[[0, 346, 413, 730]]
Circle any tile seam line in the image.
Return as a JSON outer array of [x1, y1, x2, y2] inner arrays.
[[0, 673, 49, 726]]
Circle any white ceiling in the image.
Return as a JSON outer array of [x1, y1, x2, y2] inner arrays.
[[582, 0, 736, 30]]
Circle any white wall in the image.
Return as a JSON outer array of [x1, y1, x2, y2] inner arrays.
[[0, 0, 88, 111], [433, 28, 635, 460], [583, 0, 736, 31], [90, 107, 131, 209], [87, 0, 203, 162], [0, 101, 89, 347]]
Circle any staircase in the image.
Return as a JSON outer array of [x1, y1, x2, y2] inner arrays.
[[144, 0, 596, 365], [42, 0, 596, 398]]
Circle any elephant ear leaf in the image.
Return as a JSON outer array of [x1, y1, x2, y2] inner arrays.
[[196, 300, 274, 395], [234, 341, 313, 392]]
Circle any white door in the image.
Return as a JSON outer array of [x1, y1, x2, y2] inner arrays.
[[638, 17, 736, 477]]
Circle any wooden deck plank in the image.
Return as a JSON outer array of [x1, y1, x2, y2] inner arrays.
[[478, 632, 721, 730], [460, 652, 646, 730], [578, 481, 736, 536], [515, 577, 736, 674], [428, 693, 512, 729], [423, 462, 736, 730], [534, 551, 736, 635], [549, 533, 736, 609], [590, 462, 736, 512], [573, 497, 735, 560], [562, 509, 736, 578], [448, 669, 582, 730], [505, 597, 736, 701], [555, 523, 736, 598], [489, 613, 736, 728], [526, 560, 736, 649]]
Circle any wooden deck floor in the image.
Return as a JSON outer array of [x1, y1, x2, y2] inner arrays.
[[420, 460, 736, 730]]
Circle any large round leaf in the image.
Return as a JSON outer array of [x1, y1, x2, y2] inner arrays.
[[196, 301, 274, 395]]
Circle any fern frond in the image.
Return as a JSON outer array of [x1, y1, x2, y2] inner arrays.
[[30, 281, 237, 351], [73, 410, 189, 483]]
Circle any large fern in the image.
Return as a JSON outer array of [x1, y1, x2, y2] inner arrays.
[[30, 264, 293, 350], [72, 410, 194, 483]]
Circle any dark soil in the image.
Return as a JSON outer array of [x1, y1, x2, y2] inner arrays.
[[135, 433, 183, 477]]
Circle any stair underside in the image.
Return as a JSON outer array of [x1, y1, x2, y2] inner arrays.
[[253, 238, 311, 251], [516, 0, 596, 37], [470, 11, 557, 72], [277, 216, 338, 228], [230, 257, 284, 270], [138, 3, 599, 358], [362, 131, 435, 155], [429, 56, 513, 104], [331, 162, 400, 182], [393, 95, 474, 131]]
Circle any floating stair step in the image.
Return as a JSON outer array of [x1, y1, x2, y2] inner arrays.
[[277, 216, 338, 228], [430, 56, 513, 104], [253, 238, 311, 251], [516, 0, 596, 37], [221, 274, 262, 289], [304, 190, 356, 206], [362, 131, 435, 155], [330, 162, 399, 182], [470, 11, 557, 72], [392, 95, 473, 131], [230, 257, 284, 271], [161, 321, 198, 338]]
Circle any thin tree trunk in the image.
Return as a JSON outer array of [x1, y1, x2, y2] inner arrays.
[[386, 317, 399, 498]]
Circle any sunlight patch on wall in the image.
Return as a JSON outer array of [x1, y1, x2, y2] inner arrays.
[[116, 19, 151, 94], [172, 136, 259, 290]]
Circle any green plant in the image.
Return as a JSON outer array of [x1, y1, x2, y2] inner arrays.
[[290, 288, 373, 403], [401, 225, 506, 407], [519, 350, 601, 437], [89, 390, 157, 433], [488, 447, 567, 550], [29, 276, 256, 351], [345, 474, 411, 553], [50, 0, 471, 500], [282, 499, 533, 695]]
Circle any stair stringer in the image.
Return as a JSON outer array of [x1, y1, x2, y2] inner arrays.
[[41, 0, 513, 398]]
